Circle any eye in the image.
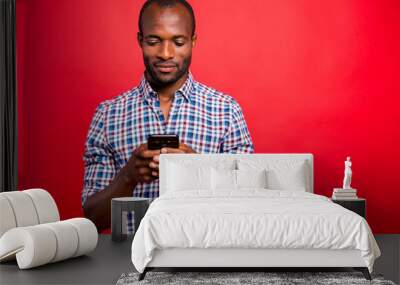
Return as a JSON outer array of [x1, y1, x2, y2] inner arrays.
[[174, 40, 185, 47], [146, 39, 160, 46]]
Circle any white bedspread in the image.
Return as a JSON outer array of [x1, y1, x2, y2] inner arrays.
[[131, 190, 380, 273]]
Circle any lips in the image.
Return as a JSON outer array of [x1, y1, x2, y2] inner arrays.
[[155, 63, 177, 73]]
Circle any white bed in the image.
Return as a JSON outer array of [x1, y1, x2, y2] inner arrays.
[[131, 154, 380, 280]]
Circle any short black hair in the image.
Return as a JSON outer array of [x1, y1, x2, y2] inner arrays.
[[138, 0, 196, 36]]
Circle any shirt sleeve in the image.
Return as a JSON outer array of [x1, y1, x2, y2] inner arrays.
[[221, 99, 254, 154], [82, 103, 116, 205]]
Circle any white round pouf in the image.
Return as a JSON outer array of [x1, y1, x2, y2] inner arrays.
[[65, 218, 98, 257], [42, 221, 79, 262], [0, 226, 57, 269], [0, 196, 17, 238], [0, 189, 98, 269], [0, 192, 39, 227], [24, 189, 60, 224]]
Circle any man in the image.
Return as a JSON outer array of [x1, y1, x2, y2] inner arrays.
[[82, 0, 254, 232]]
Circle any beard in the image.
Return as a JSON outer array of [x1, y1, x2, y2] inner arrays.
[[143, 55, 192, 87]]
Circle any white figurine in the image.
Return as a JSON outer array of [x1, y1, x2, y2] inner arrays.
[[343, 156, 352, 189]]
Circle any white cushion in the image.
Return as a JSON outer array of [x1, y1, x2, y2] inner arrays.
[[167, 162, 212, 192], [237, 169, 267, 188], [267, 166, 307, 191], [211, 169, 267, 190], [160, 154, 313, 194], [238, 159, 308, 191], [211, 168, 237, 190]]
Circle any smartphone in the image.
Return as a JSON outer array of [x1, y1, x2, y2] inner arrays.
[[147, 134, 179, 150]]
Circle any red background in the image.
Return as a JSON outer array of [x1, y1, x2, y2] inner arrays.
[[16, 0, 400, 233]]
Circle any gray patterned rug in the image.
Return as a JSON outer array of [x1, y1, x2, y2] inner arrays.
[[116, 271, 396, 285]]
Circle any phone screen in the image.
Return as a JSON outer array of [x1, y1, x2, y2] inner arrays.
[[147, 134, 179, 150]]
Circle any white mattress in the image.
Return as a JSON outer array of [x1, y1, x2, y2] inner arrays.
[[131, 190, 380, 273]]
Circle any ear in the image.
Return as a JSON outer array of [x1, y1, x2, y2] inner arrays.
[[137, 32, 143, 47], [191, 34, 197, 48]]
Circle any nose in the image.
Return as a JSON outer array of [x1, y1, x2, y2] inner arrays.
[[157, 41, 174, 60]]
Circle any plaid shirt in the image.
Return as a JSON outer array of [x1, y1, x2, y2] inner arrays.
[[82, 73, 253, 231]]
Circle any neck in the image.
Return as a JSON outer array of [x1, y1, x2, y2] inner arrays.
[[146, 71, 189, 100]]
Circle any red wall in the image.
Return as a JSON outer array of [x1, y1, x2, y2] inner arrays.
[[16, 0, 400, 233]]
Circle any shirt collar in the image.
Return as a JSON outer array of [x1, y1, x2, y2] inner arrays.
[[140, 72, 195, 103]]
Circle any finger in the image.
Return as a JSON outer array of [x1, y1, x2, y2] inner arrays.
[[179, 143, 188, 148], [149, 161, 159, 169], [137, 167, 152, 176], [153, 154, 160, 162], [138, 149, 161, 159], [133, 143, 148, 154], [134, 158, 153, 167], [151, 171, 158, 177], [178, 144, 186, 151], [161, 147, 185, 154], [132, 145, 158, 161], [142, 175, 153, 182], [179, 143, 196, 153]]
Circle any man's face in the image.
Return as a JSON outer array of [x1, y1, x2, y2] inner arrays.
[[139, 4, 196, 86]]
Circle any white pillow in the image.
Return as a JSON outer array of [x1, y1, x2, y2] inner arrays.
[[211, 168, 237, 190], [266, 167, 306, 191], [237, 169, 267, 188], [211, 168, 267, 190], [237, 159, 308, 191], [167, 162, 212, 192]]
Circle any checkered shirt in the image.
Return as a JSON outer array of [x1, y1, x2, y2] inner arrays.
[[82, 73, 254, 232]]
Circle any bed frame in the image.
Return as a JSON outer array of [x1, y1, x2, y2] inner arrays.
[[138, 154, 371, 280]]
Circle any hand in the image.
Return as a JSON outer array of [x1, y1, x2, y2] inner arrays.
[[123, 143, 161, 184], [150, 143, 197, 177], [161, 143, 197, 154]]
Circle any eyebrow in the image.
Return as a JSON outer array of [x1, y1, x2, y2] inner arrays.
[[144, 35, 161, 40], [144, 34, 188, 40]]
